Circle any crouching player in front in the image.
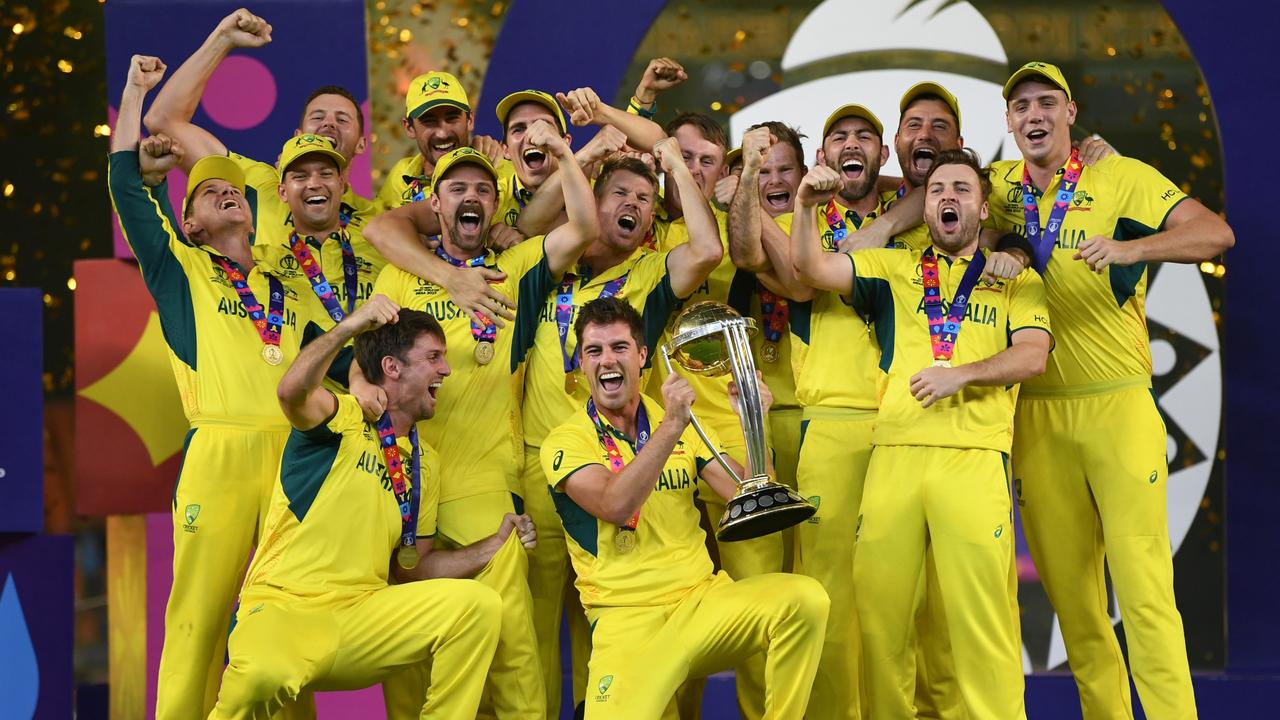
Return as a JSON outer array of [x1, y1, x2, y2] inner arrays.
[[541, 297, 829, 719], [209, 297, 506, 718]]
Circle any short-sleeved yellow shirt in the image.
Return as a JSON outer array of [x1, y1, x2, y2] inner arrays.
[[984, 155, 1185, 397], [373, 237, 554, 501], [850, 247, 1053, 452], [245, 395, 441, 597], [541, 395, 722, 609], [522, 249, 683, 448]]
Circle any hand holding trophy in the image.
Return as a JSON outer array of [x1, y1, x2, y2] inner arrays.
[[661, 301, 816, 541]]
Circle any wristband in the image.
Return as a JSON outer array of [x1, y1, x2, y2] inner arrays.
[[628, 96, 657, 119]]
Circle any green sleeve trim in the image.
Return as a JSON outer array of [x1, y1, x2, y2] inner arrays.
[[549, 483, 599, 557], [850, 274, 895, 372], [1008, 325, 1055, 353], [788, 299, 813, 344], [511, 239, 554, 369], [300, 321, 354, 387], [108, 151, 198, 368], [640, 270, 682, 369], [281, 425, 342, 522]]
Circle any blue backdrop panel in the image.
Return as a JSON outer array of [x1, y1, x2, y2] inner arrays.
[[103, 0, 369, 170], [0, 534, 74, 719], [0, 289, 44, 534]]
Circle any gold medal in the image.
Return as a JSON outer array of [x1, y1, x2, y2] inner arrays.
[[932, 359, 952, 368], [614, 529, 635, 554], [474, 341, 494, 365], [762, 342, 779, 364], [564, 372, 578, 395], [396, 544, 420, 570], [262, 344, 284, 366]]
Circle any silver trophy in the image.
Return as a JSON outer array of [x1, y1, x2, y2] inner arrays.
[[660, 301, 816, 541]]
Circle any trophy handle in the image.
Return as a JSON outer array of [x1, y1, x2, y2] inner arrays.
[[660, 345, 744, 485], [723, 321, 770, 480]]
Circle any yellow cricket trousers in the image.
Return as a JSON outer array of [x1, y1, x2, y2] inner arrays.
[[156, 425, 289, 720], [583, 572, 828, 719], [522, 444, 592, 718], [210, 580, 501, 719], [1015, 387, 1196, 720], [383, 491, 544, 719], [854, 445, 1026, 720]]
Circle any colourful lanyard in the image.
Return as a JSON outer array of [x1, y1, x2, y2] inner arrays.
[[212, 257, 284, 352], [406, 173, 430, 204], [586, 398, 650, 531], [823, 199, 848, 248], [288, 223, 358, 323], [758, 289, 787, 345], [374, 412, 421, 554], [556, 272, 629, 374], [1022, 147, 1083, 273], [434, 247, 497, 345], [920, 247, 988, 366], [896, 181, 908, 199]]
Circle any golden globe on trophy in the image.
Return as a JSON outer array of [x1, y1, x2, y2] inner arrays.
[[661, 301, 816, 541]]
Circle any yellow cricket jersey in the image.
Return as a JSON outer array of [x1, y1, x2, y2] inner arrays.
[[244, 395, 441, 597], [229, 152, 388, 333], [540, 395, 722, 609], [372, 236, 555, 502], [522, 248, 684, 448], [849, 247, 1053, 452], [984, 154, 1186, 397], [107, 150, 311, 431], [376, 153, 519, 215], [784, 196, 932, 410], [648, 208, 752, 439]]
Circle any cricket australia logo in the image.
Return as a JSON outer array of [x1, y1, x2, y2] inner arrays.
[[182, 504, 201, 533], [595, 674, 613, 702]]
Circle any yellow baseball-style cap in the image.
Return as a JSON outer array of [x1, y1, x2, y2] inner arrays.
[[430, 147, 498, 196], [823, 104, 884, 140], [496, 89, 567, 135], [899, 82, 962, 132], [1003, 61, 1073, 101], [183, 155, 245, 217], [276, 134, 347, 181], [725, 147, 743, 169], [406, 71, 470, 120]]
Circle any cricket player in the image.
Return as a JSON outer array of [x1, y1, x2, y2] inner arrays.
[[210, 298, 506, 718], [541, 296, 830, 719], [794, 147, 1053, 719], [988, 61, 1234, 720]]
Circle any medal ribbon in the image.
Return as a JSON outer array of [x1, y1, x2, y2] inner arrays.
[[512, 175, 533, 210], [212, 257, 284, 350], [288, 223, 359, 323], [556, 273, 629, 374], [586, 398, 650, 531], [758, 289, 787, 344], [375, 412, 421, 552], [921, 247, 987, 365], [823, 199, 848, 248], [1022, 147, 1083, 273], [406, 174, 429, 204], [434, 247, 498, 345]]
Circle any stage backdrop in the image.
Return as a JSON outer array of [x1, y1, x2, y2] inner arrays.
[[483, 0, 1228, 673]]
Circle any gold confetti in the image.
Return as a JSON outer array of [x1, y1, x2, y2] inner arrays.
[[12, 23, 25, 34], [2, 183, 12, 197], [66, 277, 77, 290], [57, 59, 74, 73]]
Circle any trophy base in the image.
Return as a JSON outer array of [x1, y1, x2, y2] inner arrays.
[[716, 476, 816, 542]]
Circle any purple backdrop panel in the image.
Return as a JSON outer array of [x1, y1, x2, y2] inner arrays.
[[0, 534, 74, 719], [0, 289, 44, 533], [104, 0, 371, 257]]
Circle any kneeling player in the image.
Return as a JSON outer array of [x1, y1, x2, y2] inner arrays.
[[541, 297, 829, 719], [210, 299, 503, 718]]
